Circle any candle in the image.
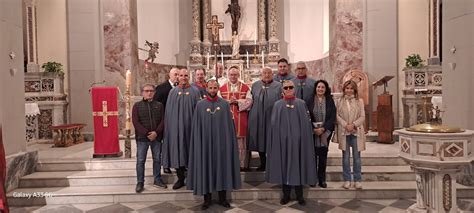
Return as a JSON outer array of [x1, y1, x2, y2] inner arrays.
[[261, 50, 265, 68], [207, 53, 210, 70], [125, 114, 131, 130], [246, 51, 249, 69], [255, 29, 257, 45], [221, 52, 224, 67], [125, 70, 131, 89]]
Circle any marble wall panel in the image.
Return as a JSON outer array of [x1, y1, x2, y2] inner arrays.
[[329, 0, 363, 92], [5, 151, 38, 191]]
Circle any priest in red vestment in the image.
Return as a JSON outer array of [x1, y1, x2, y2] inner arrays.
[[219, 66, 252, 171]]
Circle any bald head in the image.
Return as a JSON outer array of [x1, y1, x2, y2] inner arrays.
[[228, 66, 240, 84], [178, 68, 190, 85], [169, 67, 179, 83]]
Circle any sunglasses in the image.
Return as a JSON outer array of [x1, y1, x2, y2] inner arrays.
[[283, 86, 294, 90]]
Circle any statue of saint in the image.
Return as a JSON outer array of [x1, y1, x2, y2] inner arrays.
[[225, 0, 241, 34], [139, 40, 159, 63], [231, 31, 240, 59]]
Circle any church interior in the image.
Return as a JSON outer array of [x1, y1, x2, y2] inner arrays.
[[1, 0, 473, 212]]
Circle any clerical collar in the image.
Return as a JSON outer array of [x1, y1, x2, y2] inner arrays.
[[283, 95, 296, 100], [296, 75, 307, 80], [262, 79, 273, 85], [178, 83, 191, 89], [206, 95, 218, 102]]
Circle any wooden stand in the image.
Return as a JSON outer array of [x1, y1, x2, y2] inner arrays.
[[376, 94, 394, 143], [372, 76, 395, 144]]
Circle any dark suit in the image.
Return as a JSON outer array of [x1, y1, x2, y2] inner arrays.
[[153, 81, 174, 111]]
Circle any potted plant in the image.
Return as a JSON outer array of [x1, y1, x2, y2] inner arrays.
[[41, 61, 64, 76], [404, 54, 424, 69]]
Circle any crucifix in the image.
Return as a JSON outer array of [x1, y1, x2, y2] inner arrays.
[[92, 101, 119, 127], [206, 15, 224, 56]]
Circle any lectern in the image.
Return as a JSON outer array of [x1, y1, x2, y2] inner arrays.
[[372, 76, 394, 143]]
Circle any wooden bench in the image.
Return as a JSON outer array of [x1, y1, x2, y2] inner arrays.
[[50, 123, 86, 147]]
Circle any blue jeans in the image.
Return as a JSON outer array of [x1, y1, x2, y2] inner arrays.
[[342, 135, 362, 181], [136, 140, 162, 183]]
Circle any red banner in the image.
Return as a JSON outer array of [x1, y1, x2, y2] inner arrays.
[[91, 87, 121, 157], [0, 125, 9, 213]]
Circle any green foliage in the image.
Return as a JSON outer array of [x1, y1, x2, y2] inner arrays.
[[41, 61, 64, 75], [405, 54, 424, 69]]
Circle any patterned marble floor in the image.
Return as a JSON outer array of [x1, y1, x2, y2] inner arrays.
[[9, 198, 474, 213]]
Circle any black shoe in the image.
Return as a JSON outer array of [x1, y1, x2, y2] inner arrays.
[[318, 182, 327, 188], [280, 197, 290, 205], [135, 182, 144, 193], [298, 198, 306, 206], [153, 180, 167, 189], [201, 202, 210, 210], [309, 184, 316, 187], [164, 168, 172, 174], [172, 180, 185, 190], [219, 200, 231, 208]]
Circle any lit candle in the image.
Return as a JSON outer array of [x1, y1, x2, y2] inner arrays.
[[125, 70, 131, 89], [261, 50, 265, 68], [246, 51, 249, 69], [207, 53, 210, 70], [221, 52, 224, 67]]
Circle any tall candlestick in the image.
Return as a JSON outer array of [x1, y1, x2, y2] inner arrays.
[[221, 52, 224, 67], [125, 69, 131, 88], [246, 51, 249, 69], [261, 50, 265, 68], [255, 29, 257, 45], [207, 53, 210, 70]]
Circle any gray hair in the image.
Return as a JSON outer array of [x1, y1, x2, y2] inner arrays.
[[141, 83, 155, 92]]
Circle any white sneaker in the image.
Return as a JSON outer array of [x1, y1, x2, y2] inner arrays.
[[342, 181, 351, 189], [354, 181, 362, 189]]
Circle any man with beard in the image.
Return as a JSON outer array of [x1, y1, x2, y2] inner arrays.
[[191, 67, 208, 98], [162, 68, 201, 190], [187, 79, 241, 210], [273, 58, 294, 83], [247, 67, 282, 171]]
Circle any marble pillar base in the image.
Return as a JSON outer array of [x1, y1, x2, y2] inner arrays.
[[5, 150, 38, 191], [457, 162, 474, 186]]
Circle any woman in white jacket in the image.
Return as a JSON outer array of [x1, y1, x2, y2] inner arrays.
[[336, 80, 366, 189]]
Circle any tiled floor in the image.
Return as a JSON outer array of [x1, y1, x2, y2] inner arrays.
[[9, 198, 474, 212]]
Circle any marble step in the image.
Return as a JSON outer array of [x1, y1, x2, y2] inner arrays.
[[36, 156, 407, 172], [19, 166, 415, 188], [7, 181, 474, 206]]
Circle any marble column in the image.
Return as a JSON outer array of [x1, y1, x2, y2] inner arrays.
[[23, 0, 40, 72], [267, 0, 280, 65], [189, 0, 202, 66], [202, 0, 211, 67], [257, 0, 267, 53], [428, 0, 440, 65]]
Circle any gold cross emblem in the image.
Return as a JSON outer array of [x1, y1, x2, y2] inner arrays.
[[92, 101, 119, 127]]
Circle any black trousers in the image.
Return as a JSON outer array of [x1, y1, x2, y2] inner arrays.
[[258, 152, 266, 168], [315, 146, 328, 183], [282, 184, 303, 199]]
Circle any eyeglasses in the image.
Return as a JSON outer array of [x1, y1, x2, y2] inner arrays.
[[296, 67, 306, 70], [283, 86, 294, 90], [143, 90, 155, 93]]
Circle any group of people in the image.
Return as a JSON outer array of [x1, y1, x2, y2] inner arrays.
[[131, 58, 366, 210]]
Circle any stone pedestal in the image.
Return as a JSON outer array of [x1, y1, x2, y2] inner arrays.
[[402, 66, 442, 127], [396, 129, 474, 212]]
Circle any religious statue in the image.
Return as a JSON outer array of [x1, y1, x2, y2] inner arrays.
[[225, 0, 241, 34], [206, 15, 224, 53], [231, 31, 240, 59], [139, 40, 159, 63]]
